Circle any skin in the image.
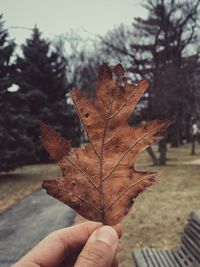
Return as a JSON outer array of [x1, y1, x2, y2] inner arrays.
[[12, 222, 122, 267]]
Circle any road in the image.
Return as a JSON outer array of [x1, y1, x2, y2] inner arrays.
[[0, 189, 75, 266]]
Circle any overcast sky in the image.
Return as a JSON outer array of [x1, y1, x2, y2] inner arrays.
[[1, 0, 147, 43]]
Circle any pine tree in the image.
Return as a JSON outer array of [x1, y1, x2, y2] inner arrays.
[[16, 27, 80, 163], [0, 14, 33, 172]]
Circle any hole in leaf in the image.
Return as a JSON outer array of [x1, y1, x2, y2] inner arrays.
[[85, 112, 89, 118]]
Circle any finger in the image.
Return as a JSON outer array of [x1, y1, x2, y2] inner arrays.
[[59, 224, 122, 267], [111, 256, 119, 267], [74, 226, 119, 267], [113, 224, 122, 239], [12, 222, 102, 267], [54, 224, 122, 267]]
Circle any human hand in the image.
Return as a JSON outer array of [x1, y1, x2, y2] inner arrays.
[[12, 222, 122, 267]]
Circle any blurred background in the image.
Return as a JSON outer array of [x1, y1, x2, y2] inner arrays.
[[0, 0, 200, 266]]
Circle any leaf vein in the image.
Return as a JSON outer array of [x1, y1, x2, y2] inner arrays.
[[109, 89, 145, 119], [64, 156, 100, 192], [56, 183, 103, 214], [104, 174, 155, 212], [103, 125, 165, 181], [71, 91, 101, 159]]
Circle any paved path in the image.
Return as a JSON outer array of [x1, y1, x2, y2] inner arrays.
[[185, 158, 200, 164], [180, 158, 200, 165], [0, 189, 75, 267]]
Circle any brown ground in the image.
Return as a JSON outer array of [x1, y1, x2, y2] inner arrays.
[[0, 144, 199, 266]]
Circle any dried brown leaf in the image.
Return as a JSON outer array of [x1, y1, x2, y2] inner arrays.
[[40, 64, 173, 225]]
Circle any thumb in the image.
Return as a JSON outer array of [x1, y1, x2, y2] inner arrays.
[[74, 226, 119, 267]]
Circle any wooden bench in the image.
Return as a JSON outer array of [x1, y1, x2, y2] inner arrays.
[[132, 211, 200, 267]]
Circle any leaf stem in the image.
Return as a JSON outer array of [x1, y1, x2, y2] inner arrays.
[[99, 79, 119, 222]]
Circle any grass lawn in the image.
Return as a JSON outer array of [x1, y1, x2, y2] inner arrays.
[[0, 164, 60, 213], [118, 144, 200, 266], [0, 143, 200, 266]]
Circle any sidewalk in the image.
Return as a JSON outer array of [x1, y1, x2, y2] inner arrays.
[[0, 189, 75, 267]]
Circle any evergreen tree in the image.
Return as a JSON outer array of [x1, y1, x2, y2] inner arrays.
[[0, 14, 33, 172], [16, 27, 80, 163]]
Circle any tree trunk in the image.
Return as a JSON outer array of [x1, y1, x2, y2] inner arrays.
[[191, 135, 196, 155], [185, 119, 191, 143], [146, 146, 158, 165], [170, 121, 180, 147], [159, 139, 167, 165], [179, 121, 184, 145]]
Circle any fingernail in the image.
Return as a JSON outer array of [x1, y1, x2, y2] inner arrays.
[[92, 226, 118, 246]]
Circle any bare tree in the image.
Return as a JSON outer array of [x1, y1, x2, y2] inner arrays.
[[100, 0, 200, 164], [55, 31, 105, 98]]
